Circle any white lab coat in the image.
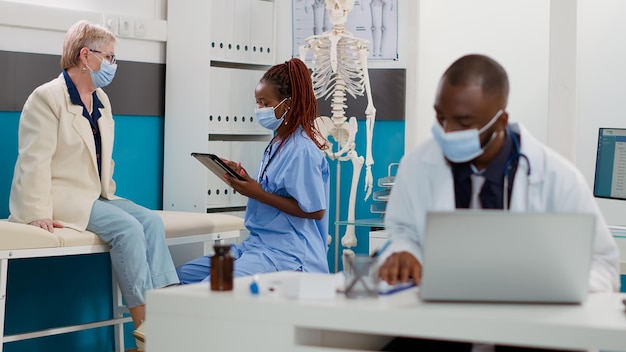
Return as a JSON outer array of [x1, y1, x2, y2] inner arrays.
[[383, 122, 620, 292]]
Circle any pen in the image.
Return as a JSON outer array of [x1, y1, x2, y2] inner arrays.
[[371, 239, 391, 258]]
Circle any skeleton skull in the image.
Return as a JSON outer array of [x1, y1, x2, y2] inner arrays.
[[325, 0, 355, 26]]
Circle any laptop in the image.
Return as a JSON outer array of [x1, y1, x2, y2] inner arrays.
[[419, 211, 595, 304]]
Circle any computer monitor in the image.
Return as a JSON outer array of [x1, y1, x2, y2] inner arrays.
[[593, 128, 626, 200]]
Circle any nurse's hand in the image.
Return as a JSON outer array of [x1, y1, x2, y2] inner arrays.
[[29, 219, 64, 233], [378, 252, 422, 286], [224, 171, 264, 199]]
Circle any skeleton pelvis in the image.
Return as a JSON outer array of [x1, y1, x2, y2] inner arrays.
[[315, 115, 358, 148]]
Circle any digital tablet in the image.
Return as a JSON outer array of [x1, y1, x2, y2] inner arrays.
[[191, 153, 245, 181]]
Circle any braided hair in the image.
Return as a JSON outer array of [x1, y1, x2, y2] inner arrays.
[[259, 58, 326, 150]]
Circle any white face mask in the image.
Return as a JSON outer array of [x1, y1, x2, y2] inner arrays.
[[431, 109, 504, 163]]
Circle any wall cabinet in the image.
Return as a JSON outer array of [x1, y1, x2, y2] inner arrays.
[[164, 0, 276, 212]]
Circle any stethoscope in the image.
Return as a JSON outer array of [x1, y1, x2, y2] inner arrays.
[[502, 131, 531, 211], [257, 136, 279, 187]]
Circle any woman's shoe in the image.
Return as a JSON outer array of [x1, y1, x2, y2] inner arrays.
[[133, 321, 146, 351]]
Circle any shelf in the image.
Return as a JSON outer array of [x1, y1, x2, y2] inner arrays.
[[609, 225, 626, 239], [210, 60, 272, 70], [335, 218, 384, 228], [377, 176, 395, 187]]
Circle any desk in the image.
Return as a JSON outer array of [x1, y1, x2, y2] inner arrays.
[[146, 275, 626, 352]]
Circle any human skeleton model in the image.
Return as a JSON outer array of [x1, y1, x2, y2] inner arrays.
[[300, 0, 376, 261]]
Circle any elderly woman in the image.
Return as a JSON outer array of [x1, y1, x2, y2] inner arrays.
[[8, 20, 178, 350]]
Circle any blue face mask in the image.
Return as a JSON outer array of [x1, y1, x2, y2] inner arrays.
[[431, 109, 504, 163], [87, 52, 117, 89], [255, 97, 289, 130]]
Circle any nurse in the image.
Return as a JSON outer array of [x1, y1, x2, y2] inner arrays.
[[177, 58, 330, 283]]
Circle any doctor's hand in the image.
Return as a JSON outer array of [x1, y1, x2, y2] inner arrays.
[[378, 252, 422, 286], [29, 219, 64, 233]]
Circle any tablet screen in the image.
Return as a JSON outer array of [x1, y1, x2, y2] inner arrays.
[[191, 153, 245, 181]]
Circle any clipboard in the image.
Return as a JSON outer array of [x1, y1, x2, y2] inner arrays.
[[191, 153, 245, 181]]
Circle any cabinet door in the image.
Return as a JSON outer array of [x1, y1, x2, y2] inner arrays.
[[211, 0, 235, 60], [205, 141, 232, 207], [229, 68, 252, 133], [247, 69, 267, 133], [250, 0, 275, 64], [209, 67, 232, 133], [233, 0, 252, 62]]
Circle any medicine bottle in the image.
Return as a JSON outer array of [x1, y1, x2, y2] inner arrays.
[[210, 244, 234, 291]]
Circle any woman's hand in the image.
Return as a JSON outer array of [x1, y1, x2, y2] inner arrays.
[[221, 160, 324, 220], [223, 160, 264, 199], [29, 219, 64, 233]]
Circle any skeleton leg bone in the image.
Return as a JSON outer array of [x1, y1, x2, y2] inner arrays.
[[342, 248, 355, 270], [340, 149, 364, 249]]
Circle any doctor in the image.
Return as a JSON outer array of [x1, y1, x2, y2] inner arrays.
[[378, 54, 620, 351]]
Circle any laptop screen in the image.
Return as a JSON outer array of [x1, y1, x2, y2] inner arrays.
[[593, 128, 626, 200]]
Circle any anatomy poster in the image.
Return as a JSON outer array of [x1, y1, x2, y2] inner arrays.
[[292, 0, 399, 61]]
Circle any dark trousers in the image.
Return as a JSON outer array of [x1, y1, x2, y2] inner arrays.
[[381, 337, 581, 352]]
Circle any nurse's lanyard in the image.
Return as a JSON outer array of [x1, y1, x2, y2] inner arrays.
[[502, 132, 531, 211], [257, 137, 279, 187]]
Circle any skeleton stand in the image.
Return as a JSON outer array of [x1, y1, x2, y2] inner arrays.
[[300, 0, 376, 272]]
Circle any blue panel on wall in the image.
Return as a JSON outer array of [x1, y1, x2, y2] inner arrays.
[[0, 112, 19, 218], [112, 115, 164, 210], [326, 120, 404, 271]]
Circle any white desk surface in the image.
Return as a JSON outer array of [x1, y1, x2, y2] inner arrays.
[[146, 274, 626, 352]]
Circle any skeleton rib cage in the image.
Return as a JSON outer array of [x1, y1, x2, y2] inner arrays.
[[308, 35, 368, 101]]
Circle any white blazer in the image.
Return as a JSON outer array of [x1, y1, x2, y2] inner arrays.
[[9, 74, 119, 231], [383, 122, 621, 292]]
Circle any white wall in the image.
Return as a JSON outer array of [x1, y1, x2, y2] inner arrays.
[[0, 0, 167, 63], [2, 0, 166, 18], [412, 0, 550, 147], [408, 0, 626, 225], [576, 0, 626, 225]]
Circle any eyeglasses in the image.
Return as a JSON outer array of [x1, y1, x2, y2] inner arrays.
[[90, 49, 116, 65]]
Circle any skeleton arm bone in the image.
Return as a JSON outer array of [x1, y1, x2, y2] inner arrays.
[[299, 41, 311, 62], [300, 34, 328, 62]]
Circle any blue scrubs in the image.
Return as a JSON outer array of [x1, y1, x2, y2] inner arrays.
[[177, 128, 330, 283]]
